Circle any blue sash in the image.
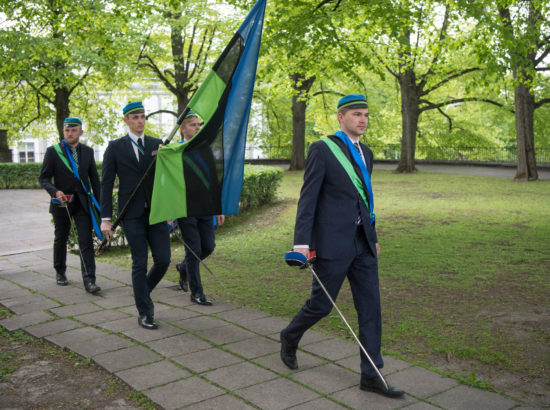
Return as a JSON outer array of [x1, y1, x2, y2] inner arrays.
[[60, 141, 104, 241]]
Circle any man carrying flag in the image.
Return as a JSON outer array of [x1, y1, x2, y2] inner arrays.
[[149, 0, 266, 225], [39, 117, 102, 293], [174, 111, 225, 305], [100, 102, 171, 330]]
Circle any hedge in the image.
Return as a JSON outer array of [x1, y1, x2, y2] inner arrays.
[[0, 163, 283, 211]]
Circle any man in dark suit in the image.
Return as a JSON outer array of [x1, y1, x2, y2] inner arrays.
[[100, 102, 170, 330], [174, 111, 224, 305], [39, 117, 101, 293], [279, 94, 404, 398]]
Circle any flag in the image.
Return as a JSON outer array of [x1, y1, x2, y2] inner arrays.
[[149, 0, 266, 224]]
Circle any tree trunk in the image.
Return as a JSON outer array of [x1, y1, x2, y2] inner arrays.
[[289, 73, 315, 171], [514, 82, 538, 181], [395, 68, 420, 173], [170, 15, 190, 114], [54, 87, 71, 141]]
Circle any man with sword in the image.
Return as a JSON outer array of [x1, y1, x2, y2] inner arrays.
[[280, 94, 404, 398], [39, 117, 102, 294]]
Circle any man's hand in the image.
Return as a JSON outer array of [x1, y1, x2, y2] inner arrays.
[[216, 215, 225, 226], [376, 243, 380, 257], [293, 247, 310, 260], [55, 190, 67, 202], [100, 221, 114, 241]]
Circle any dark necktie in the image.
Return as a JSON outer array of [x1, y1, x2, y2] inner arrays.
[[70, 147, 79, 166], [137, 138, 144, 162]]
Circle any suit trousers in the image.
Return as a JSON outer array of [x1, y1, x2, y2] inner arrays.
[[178, 216, 215, 295], [52, 199, 96, 284], [122, 213, 171, 315], [283, 227, 384, 378]]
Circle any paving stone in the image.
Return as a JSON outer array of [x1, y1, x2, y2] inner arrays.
[[429, 384, 519, 409], [93, 294, 136, 309], [48, 292, 101, 305], [99, 316, 141, 333], [302, 337, 359, 361], [116, 360, 190, 391], [291, 363, 359, 394], [195, 324, 256, 345], [0, 310, 52, 331], [215, 307, 271, 324], [331, 385, 417, 409], [172, 315, 228, 331], [252, 351, 327, 375], [387, 366, 459, 398], [204, 361, 277, 391], [290, 397, 348, 409], [25, 318, 82, 338], [172, 347, 243, 373], [94, 345, 162, 372], [122, 321, 185, 343], [149, 286, 186, 300], [45, 326, 108, 347], [145, 376, 225, 410], [185, 394, 256, 410], [154, 306, 200, 322], [75, 309, 130, 325], [2, 294, 60, 314], [336, 354, 412, 376], [68, 333, 133, 358], [224, 336, 280, 359], [239, 316, 289, 336], [0, 288, 32, 302], [400, 402, 441, 409], [159, 294, 195, 308], [48, 302, 103, 317], [237, 377, 319, 410], [146, 333, 211, 357], [185, 301, 237, 314]]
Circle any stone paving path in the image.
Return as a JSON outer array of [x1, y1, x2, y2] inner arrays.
[[0, 190, 530, 409]]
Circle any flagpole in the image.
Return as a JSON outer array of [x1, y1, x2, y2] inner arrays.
[[96, 107, 190, 255]]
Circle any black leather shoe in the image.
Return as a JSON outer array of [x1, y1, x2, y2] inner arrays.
[[280, 330, 298, 370], [138, 314, 158, 330], [190, 293, 212, 305], [85, 283, 101, 294], [176, 262, 188, 292], [360, 376, 405, 398], [56, 273, 68, 286]]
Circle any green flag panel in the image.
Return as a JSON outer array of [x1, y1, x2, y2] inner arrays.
[[150, 142, 188, 223], [188, 71, 226, 125]]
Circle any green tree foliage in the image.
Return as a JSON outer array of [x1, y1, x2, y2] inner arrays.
[[137, 0, 239, 117], [329, 0, 509, 173], [0, 0, 143, 141], [471, 0, 550, 180]]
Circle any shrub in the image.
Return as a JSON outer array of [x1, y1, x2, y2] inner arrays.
[[240, 165, 283, 210], [0, 163, 43, 189], [0, 162, 104, 189]]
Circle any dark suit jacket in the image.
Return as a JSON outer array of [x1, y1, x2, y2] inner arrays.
[[182, 143, 221, 217], [39, 143, 100, 216], [294, 135, 378, 259], [100, 134, 162, 220]]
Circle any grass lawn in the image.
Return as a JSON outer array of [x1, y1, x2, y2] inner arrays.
[[98, 169, 550, 402]]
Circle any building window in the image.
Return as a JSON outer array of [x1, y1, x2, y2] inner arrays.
[[19, 142, 35, 163]]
